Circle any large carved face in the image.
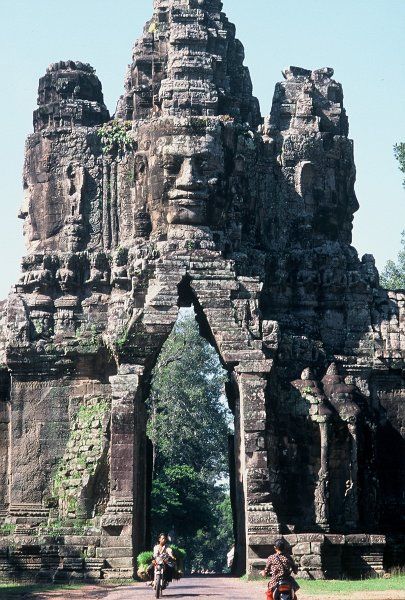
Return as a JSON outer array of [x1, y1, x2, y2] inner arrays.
[[20, 133, 88, 253], [145, 120, 225, 230], [20, 137, 56, 251]]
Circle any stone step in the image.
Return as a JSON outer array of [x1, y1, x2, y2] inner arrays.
[[236, 360, 273, 373], [222, 350, 265, 362], [96, 547, 133, 559], [196, 294, 232, 305], [217, 330, 248, 342], [100, 535, 132, 548], [102, 567, 134, 580], [200, 299, 234, 309], [62, 558, 84, 570], [191, 280, 238, 291], [53, 568, 71, 583], [104, 557, 134, 569], [219, 341, 261, 352], [36, 569, 56, 583], [191, 271, 236, 280], [148, 296, 181, 307], [189, 259, 228, 268], [85, 558, 104, 568]]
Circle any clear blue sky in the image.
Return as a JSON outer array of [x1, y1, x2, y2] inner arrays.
[[0, 0, 404, 298]]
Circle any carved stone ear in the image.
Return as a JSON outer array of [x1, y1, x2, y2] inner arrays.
[[295, 160, 314, 200]]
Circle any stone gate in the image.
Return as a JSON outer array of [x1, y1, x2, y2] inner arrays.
[[0, 0, 404, 582]]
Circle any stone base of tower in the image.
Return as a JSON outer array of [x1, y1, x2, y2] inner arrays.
[[248, 533, 389, 580], [99, 497, 135, 580], [0, 530, 399, 582]]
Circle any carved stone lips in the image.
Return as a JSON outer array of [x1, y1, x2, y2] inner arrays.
[[168, 190, 208, 204]]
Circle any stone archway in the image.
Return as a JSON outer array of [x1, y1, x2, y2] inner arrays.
[[99, 249, 277, 577]]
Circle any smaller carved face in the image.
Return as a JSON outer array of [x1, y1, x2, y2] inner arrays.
[[148, 124, 224, 227], [64, 216, 85, 252], [21, 136, 62, 250], [19, 180, 39, 247]]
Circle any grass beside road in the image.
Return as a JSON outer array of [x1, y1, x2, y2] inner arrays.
[[297, 575, 405, 594], [245, 575, 405, 595], [0, 580, 135, 597], [0, 582, 85, 598]]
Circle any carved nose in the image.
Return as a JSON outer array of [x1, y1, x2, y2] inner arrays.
[[176, 158, 202, 190]]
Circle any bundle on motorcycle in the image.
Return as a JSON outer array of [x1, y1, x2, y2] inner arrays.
[[137, 550, 154, 582], [136, 545, 186, 581], [171, 545, 186, 579]]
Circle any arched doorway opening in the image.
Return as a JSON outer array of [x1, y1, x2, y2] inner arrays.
[[145, 306, 235, 574]]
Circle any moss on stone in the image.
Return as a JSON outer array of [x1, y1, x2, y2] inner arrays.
[[52, 396, 110, 519]]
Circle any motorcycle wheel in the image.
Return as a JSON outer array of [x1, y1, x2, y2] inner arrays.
[[155, 572, 163, 598]]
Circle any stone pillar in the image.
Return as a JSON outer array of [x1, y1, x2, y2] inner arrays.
[[110, 161, 119, 249], [237, 368, 280, 574], [345, 422, 359, 530], [100, 364, 145, 578], [102, 159, 111, 250], [0, 370, 10, 517], [314, 419, 330, 531]]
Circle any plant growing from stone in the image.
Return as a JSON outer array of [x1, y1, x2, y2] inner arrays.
[[97, 120, 134, 155]]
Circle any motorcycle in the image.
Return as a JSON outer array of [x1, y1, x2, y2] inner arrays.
[[153, 554, 174, 598], [273, 577, 296, 600]]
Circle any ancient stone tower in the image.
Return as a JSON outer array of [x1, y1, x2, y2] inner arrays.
[[0, 0, 404, 581]]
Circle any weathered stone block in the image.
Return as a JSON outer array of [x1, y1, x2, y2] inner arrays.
[[300, 554, 322, 568], [292, 542, 311, 555]]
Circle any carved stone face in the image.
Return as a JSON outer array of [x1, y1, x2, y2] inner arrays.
[[146, 121, 225, 230], [20, 138, 64, 251], [64, 216, 85, 252], [19, 182, 37, 246], [21, 133, 88, 253]]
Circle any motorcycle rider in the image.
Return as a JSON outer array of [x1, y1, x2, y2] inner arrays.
[[261, 538, 299, 600], [147, 533, 176, 586]]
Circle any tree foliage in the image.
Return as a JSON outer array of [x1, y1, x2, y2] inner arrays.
[[394, 143, 405, 188], [380, 146, 405, 289], [147, 311, 234, 572], [380, 231, 405, 290], [186, 496, 234, 573], [147, 313, 230, 479], [151, 465, 214, 537]]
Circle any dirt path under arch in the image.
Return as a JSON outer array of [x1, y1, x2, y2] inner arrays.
[[15, 577, 405, 600]]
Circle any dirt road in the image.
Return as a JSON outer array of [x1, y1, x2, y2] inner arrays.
[[21, 577, 405, 600]]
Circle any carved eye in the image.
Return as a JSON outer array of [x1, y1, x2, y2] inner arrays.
[[195, 155, 210, 171], [164, 156, 182, 175]]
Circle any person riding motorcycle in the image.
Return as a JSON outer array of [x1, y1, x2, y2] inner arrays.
[[147, 533, 176, 587], [261, 538, 299, 600]]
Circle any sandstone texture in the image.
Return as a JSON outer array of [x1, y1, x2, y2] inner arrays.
[[0, 0, 403, 583]]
